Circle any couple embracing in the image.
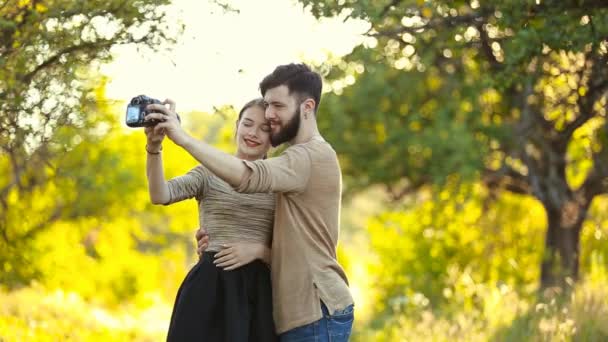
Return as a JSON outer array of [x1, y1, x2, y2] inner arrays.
[[145, 63, 354, 341]]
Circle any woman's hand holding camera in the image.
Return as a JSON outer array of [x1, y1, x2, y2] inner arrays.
[[145, 99, 189, 147], [144, 124, 165, 153]]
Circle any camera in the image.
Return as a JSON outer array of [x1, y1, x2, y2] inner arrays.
[[126, 95, 180, 127]]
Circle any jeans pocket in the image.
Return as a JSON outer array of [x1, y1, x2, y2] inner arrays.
[[327, 311, 353, 341], [329, 304, 354, 325], [319, 303, 354, 341]]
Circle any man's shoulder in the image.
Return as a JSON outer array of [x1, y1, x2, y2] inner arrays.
[[287, 137, 335, 155], [286, 140, 339, 175], [271, 139, 337, 169]]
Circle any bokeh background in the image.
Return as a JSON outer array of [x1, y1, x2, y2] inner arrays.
[[1, 0, 608, 341]]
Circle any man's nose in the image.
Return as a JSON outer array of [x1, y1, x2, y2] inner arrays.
[[265, 108, 275, 120]]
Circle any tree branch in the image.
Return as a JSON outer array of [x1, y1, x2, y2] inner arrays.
[[370, 10, 491, 39], [579, 125, 608, 201], [578, 161, 608, 200], [476, 21, 502, 71], [483, 164, 531, 194], [0, 180, 17, 202], [19, 29, 156, 85], [20, 40, 112, 85], [386, 177, 428, 201], [378, 0, 403, 19], [560, 18, 608, 141], [562, 79, 608, 139], [17, 205, 64, 243], [516, 77, 550, 203]]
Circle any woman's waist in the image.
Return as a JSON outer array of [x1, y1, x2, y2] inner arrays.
[[198, 251, 269, 272], [205, 236, 271, 252]]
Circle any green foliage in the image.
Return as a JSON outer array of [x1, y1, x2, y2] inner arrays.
[[302, 0, 608, 295], [318, 56, 498, 192], [305, 1, 608, 195], [352, 189, 608, 340], [0, 0, 180, 286], [364, 185, 544, 316], [3, 1, 608, 340], [0, 89, 262, 338]]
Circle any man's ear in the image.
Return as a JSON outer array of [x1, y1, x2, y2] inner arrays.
[[301, 98, 316, 115]]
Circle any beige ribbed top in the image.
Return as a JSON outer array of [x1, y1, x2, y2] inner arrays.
[[236, 137, 354, 334], [166, 165, 275, 252]]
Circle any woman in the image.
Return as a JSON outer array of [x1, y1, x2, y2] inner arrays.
[[145, 98, 277, 341]]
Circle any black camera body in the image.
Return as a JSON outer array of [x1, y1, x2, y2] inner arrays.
[[125, 95, 164, 128]]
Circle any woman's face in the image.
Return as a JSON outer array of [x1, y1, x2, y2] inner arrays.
[[235, 105, 272, 161]]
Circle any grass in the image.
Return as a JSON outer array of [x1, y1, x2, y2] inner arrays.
[[0, 284, 171, 342], [1, 277, 606, 341], [353, 277, 608, 342]]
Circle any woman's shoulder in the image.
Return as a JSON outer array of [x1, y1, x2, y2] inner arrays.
[[204, 180, 275, 211]]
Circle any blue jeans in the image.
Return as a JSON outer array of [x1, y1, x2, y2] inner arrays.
[[279, 302, 354, 342]]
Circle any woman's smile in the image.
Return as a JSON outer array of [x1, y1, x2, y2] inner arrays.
[[243, 137, 261, 148]]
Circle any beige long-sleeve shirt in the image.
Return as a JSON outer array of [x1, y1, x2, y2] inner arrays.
[[166, 165, 275, 252], [236, 136, 353, 334]]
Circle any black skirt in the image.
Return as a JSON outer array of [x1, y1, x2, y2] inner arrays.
[[167, 252, 277, 342]]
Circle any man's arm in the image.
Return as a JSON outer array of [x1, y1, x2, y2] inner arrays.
[[179, 135, 247, 188], [214, 243, 271, 270], [144, 103, 248, 187], [236, 145, 311, 194], [145, 101, 310, 193]]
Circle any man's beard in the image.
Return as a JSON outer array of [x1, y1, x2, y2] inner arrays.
[[270, 107, 300, 147]]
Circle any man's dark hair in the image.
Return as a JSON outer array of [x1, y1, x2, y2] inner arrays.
[[259, 63, 322, 112]]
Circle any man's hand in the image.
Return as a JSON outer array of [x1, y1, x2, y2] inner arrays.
[[145, 99, 189, 146], [214, 243, 268, 271], [195, 227, 209, 257]]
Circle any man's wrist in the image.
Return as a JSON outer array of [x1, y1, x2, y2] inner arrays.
[[177, 134, 194, 149]]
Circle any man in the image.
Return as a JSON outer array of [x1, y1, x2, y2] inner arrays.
[[146, 63, 354, 341]]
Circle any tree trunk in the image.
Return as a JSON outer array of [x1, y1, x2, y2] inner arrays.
[[539, 205, 584, 290]]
